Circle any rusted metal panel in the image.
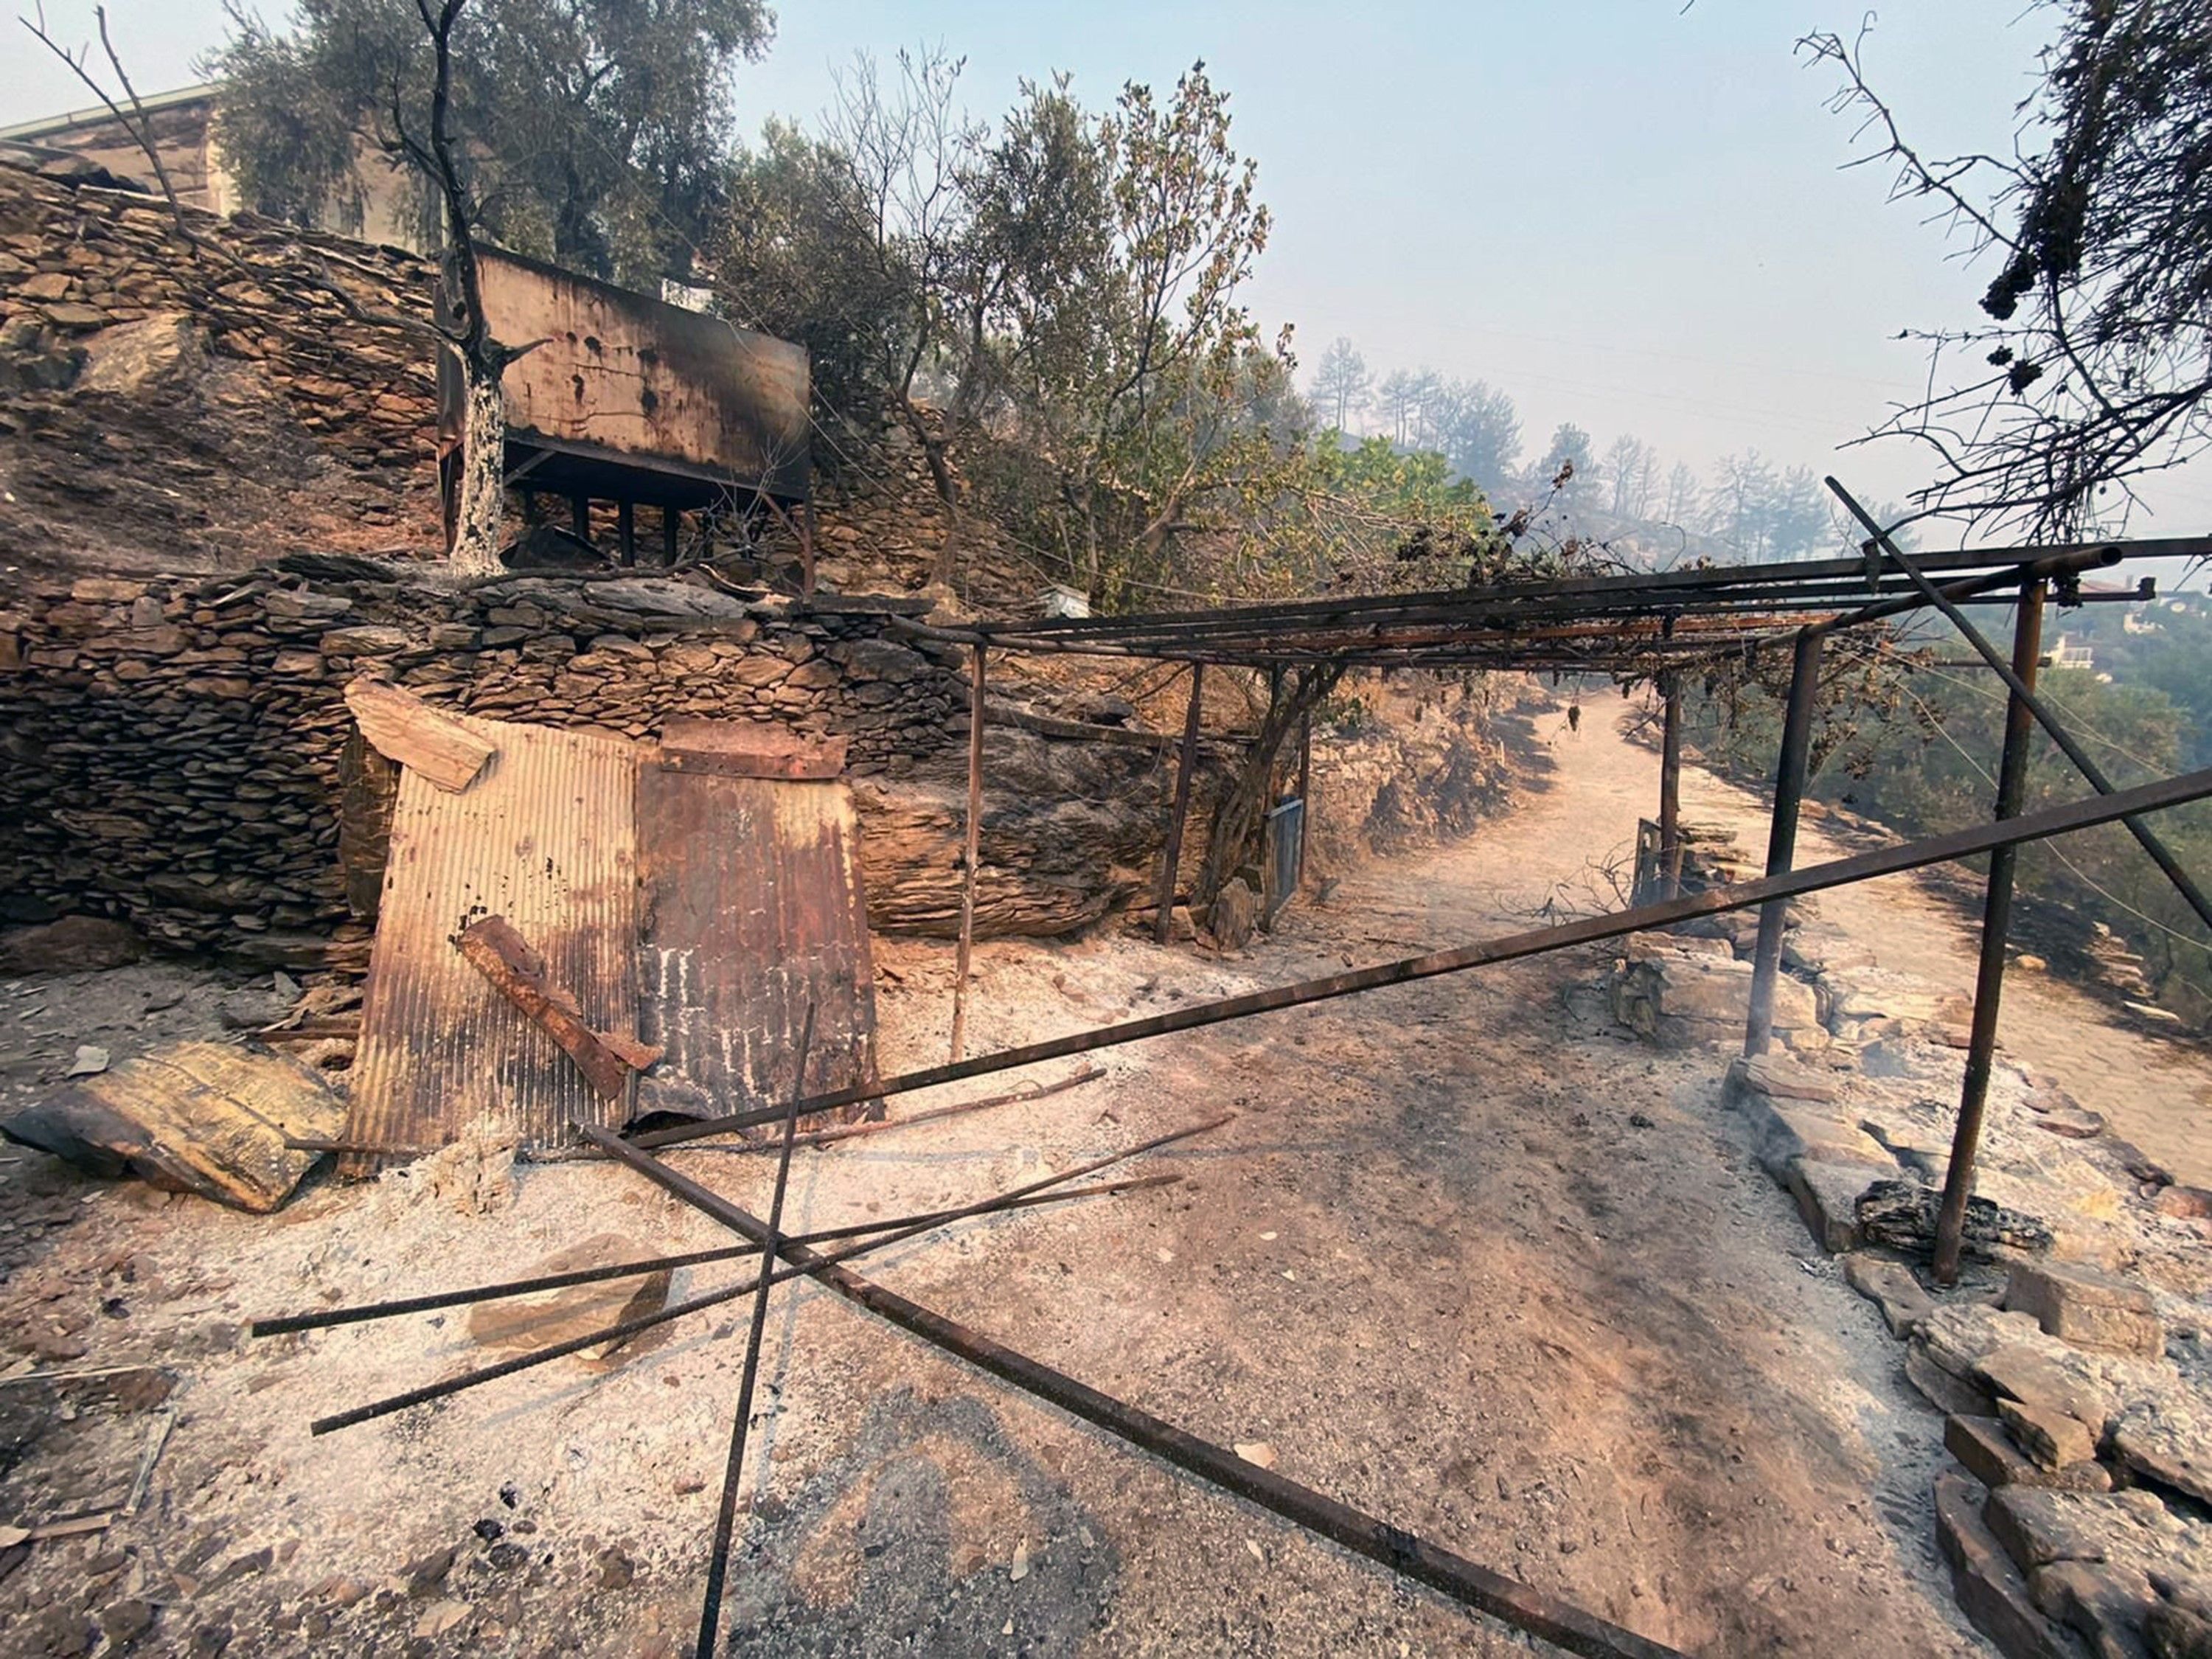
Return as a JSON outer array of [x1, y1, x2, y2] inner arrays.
[[340, 713, 641, 1169], [439, 246, 810, 506], [636, 750, 880, 1132], [654, 720, 849, 781]]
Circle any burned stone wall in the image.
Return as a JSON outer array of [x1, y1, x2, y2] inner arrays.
[[0, 563, 970, 964], [0, 161, 444, 571]]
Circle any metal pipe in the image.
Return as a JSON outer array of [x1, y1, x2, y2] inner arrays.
[[1154, 663, 1206, 943], [1933, 582, 2047, 1284], [1830, 477, 2212, 934], [588, 1134, 1686, 1659], [253, 1172, 1173, 1338], [637, 762, 2212, 1149], [310, 1121, 1228, 1436], [950, 644, 987, 1061], [1296, 706, 1313, 890], [1658, 645, 1683, 901], [698, 1006, 812, 1656], [1743, 629, 1824, 1056]]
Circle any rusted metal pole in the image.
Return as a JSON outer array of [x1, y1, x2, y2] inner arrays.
[[1830, 478, 2212, 934], [589, 1133, 1686, 1659], [636, 762, 2212, 1149], [1154, 664, 1206, 944], [698, 1006, 811, 1657], [1932, 582, 2047, 1284], [1743, 629, 1824, 1056], [950, 644, 987, 1062], [1658, 672, 1683, 900]]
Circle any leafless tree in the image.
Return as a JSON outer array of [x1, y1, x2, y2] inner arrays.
[[1804, 9, 2212, 539]]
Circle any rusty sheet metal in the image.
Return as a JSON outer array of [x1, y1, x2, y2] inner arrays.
[[636, 754, 880, 1131], [442, 246, 811, 502], [340, 713, 641, 1171]]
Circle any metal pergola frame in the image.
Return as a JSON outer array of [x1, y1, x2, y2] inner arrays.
[[276, 498, 2212, 1658]]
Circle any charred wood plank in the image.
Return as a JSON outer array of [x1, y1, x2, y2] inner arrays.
[[344, 677, 495, 793]]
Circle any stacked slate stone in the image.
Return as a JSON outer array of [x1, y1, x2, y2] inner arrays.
[[0, 564, 963, 963]]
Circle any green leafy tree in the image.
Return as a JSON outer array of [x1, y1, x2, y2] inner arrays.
[[207, 0, 773, 284]]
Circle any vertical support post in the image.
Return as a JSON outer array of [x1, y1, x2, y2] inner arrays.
[[664, 507, 681, 565], [1155, 664, 1207, 945], [570, 495, 591, 542], [1296, 707, 1313, 889], [1933, 580, 2047, 1284], [1658, 670, 1683, 900], [1743, 628, 1824, 1057], [616, 499, 636, 567], [521, 490, 540, 527], [949, 644, 987, 1062], [801, 500, 820, 599]]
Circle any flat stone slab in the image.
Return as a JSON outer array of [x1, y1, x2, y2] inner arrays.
[[2000, 1397, 2100, 1472], [1784, 1158, 1877, 1254], [2006, 1262, 2164, 1358], [1748, 1096, 1892, 1180], [1727, 1051, 1844, 1104], [1977, 1344, 2115, 1440], [1947, 1414, 2112, 1493], [466, 1232, 673, 1367], [1843, 1252, 1937, 1338], [1984, 1486, 2183, 1573], [2112, 1397, 2212, 1510], [1935, 1471, 2084, 1659]]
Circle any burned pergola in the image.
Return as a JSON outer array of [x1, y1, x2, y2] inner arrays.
[[271, 494, 2212, 1659]]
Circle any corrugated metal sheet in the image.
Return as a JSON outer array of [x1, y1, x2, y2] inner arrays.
[[636, 759, 880, 1129], [341, 714, 641, 1170]]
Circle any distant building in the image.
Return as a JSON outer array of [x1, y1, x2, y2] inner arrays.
[[0, 83, 427, 251], [2048, 633, 2096, 672]]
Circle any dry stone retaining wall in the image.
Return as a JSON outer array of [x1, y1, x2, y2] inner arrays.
[[0, 563, 964, 964]]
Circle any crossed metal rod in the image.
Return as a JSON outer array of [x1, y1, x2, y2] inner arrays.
[[252, 1175, 1180, 1338], [296, 1119, 1228, 1435]]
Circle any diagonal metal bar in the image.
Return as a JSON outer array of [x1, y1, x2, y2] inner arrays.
[[1829, 476, 2212, 934], [251, 1174, 1168, 1339], [584, 1129, 1686, 1659], [308, 1121, 1228, 1435], [638, 762, 2212, 1150]]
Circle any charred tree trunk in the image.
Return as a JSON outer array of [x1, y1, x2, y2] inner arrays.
[[1192, 665, 1343, 917], [448, 348, 507, 576]]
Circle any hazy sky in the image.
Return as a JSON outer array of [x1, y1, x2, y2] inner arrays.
[[9, 1, 2211, 554]]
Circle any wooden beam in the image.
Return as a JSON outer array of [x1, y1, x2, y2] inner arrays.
[[616, 498, 636, 567], [1154, 663, 1206, 944], [457, 917, 661, 1101], [344, 677, 495, 793], [950, 644, 987, 1062]]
